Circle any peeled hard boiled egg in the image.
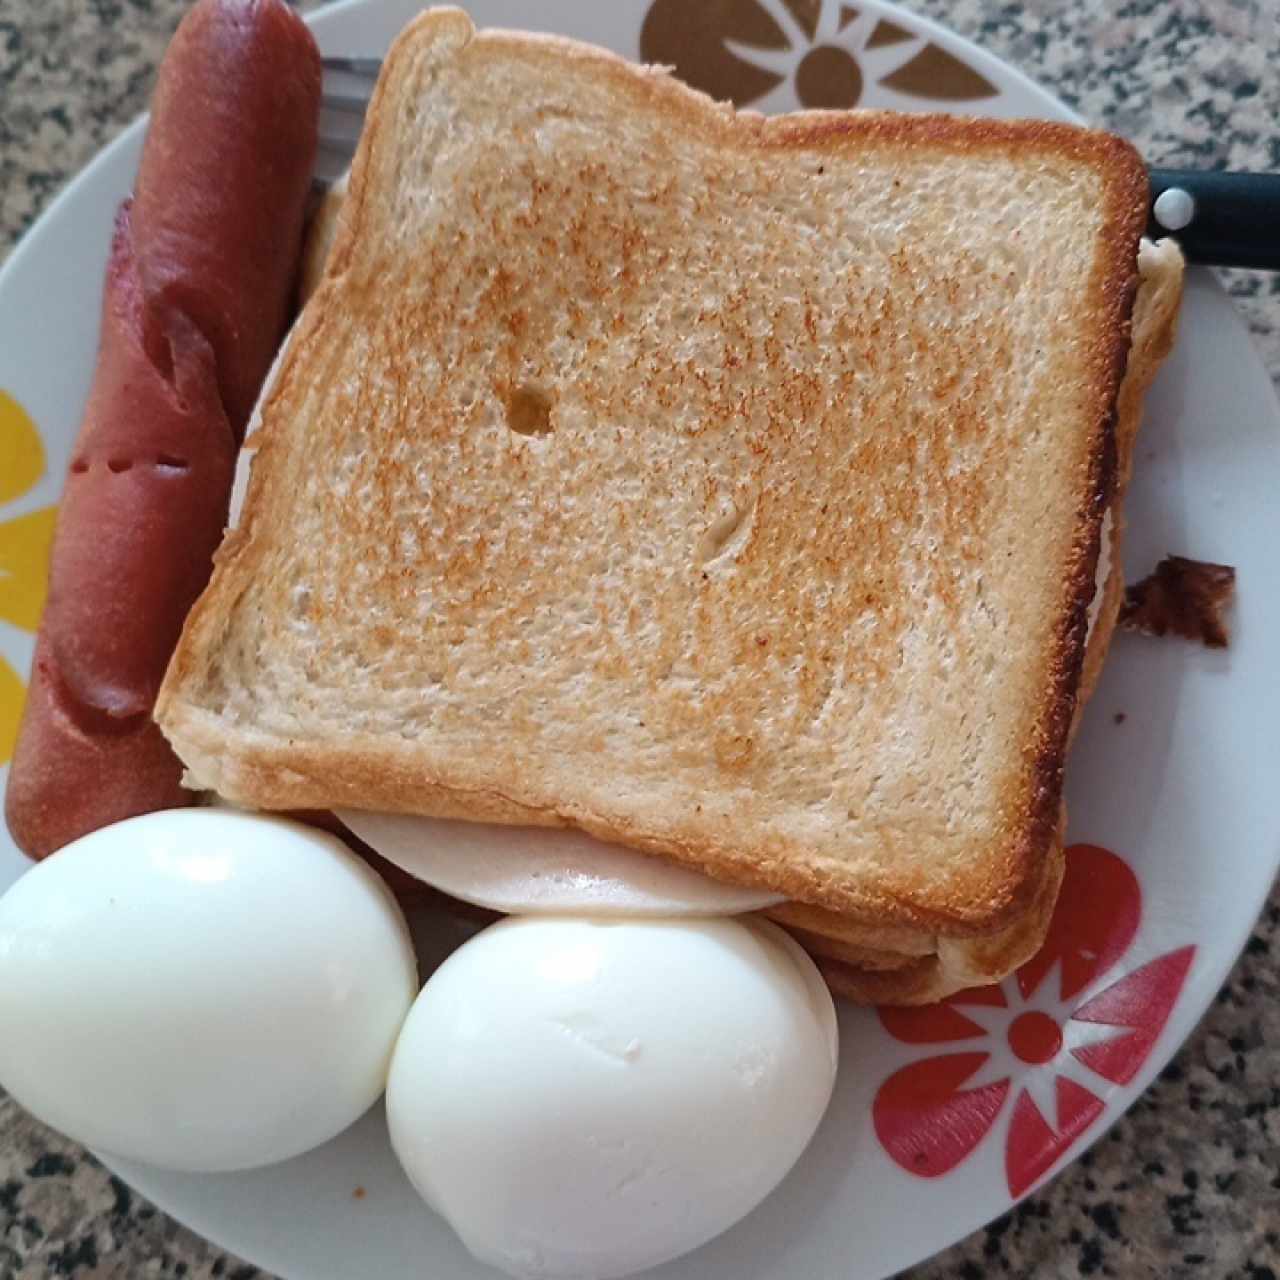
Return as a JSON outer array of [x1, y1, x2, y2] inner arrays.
[[387, 915, 837, 1280], [337, 809, 784, 916], [0, 809, 418, 1172]]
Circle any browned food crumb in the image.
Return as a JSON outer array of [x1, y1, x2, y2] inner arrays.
[[1113, 712, 1126, 725], [352, 1186, 366, 1200], [1119, 556, 1236, 648]]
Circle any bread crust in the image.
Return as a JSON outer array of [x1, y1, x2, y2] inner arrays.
[[159, 8, 1163, 939]]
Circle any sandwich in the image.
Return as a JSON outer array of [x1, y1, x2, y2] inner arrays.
[[155, 7, 1184, 1004]]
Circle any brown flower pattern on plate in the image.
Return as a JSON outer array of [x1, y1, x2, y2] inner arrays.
[[640, 0, 996, 110]]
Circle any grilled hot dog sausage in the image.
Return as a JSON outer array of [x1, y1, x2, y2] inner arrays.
[[5, 0, 319, 859]]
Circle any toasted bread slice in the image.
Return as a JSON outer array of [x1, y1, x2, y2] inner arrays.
[[158, 7, 1153, 935], [772, 239, 1183, 1002], [801, 832, 1066, 1003], [293, 199, 1180, 1006]]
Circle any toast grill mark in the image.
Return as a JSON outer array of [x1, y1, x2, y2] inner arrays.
[[0, 390, 56, 765], [872, 844, 1195, 1198], [640, 0, 996, 110]]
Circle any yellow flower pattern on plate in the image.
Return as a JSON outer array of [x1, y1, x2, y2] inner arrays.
[[0, 507, 57, 633], [0, 389, 57, 765], [0, 657, 24, 766]]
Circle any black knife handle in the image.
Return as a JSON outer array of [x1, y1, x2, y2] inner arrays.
[[1147, 168, 1280, 270]]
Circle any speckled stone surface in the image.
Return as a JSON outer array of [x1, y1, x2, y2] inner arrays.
[[1, 1, 1278, 1278]]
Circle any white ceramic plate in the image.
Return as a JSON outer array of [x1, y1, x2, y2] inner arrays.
[[1, 0, 1278, 1277]]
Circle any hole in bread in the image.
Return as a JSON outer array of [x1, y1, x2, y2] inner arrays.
[[505, 385, 553, 437], [155, 454, 189, 471], [107, 458, 133, 473]]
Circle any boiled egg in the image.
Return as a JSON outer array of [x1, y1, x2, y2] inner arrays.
[[387, 915, 837, 1279], [337, 809, 784, 916], [0, 808, 417, 1172]]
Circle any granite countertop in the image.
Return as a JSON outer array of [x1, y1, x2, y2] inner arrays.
[[2, 1, 1278, 1277]]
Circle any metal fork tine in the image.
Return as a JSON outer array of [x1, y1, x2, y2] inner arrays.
[[319, 134, 360, 157], [316, 58, 380, 184], [321, 91, 370, 115], [320, 55, 383, 78]]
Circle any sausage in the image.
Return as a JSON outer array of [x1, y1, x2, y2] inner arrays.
[[131, 0, 321, 436], [5, 0, 320, 860]]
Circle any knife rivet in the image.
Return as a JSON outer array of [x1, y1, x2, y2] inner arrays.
[[1153, 187, 1196, 232]]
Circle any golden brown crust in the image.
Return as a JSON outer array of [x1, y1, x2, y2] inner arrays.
[[764, 821, 1060, 953], [778, 930, 923, 972], [774, 824, 1065, 1002], [993, 132, 1147, 928], [1078, 238, 1183, 706], [160, 9, 1162, 937], [816, 953, 947, 1005], [764, 902, 937, 956], [803, 835, 1064, 1004]]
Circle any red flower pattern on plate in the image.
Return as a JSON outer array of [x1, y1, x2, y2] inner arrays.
[[872, 844, 1195, 1198]]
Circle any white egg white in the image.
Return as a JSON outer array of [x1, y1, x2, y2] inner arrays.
[[0, 809, 418, 1172], [386, 915, 837, 1280]]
